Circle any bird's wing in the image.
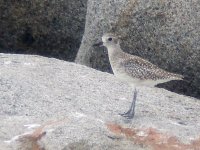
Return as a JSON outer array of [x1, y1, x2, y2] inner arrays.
[[120, 55, 183, 80]]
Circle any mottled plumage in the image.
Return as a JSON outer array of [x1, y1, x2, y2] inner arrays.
[[101, 33, 183, 87], [121, 53, 183, 80]]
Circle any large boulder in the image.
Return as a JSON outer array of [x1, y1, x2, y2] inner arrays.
[[75, 0, 200, 98], [0, 0, 87, 61], [1, 53, 200, 150]]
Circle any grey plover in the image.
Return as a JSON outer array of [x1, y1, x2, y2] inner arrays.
[[94, 33, 183, 119]]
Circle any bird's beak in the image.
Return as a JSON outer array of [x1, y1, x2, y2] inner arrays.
[[93, 41, 103, 47]]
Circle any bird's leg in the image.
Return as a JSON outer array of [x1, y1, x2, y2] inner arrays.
[[120, 88, 137, 119]]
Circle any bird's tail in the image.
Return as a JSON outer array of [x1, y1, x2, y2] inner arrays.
[[170, 73, 184, 80]]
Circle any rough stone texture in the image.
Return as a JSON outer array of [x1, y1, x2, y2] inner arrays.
[[1, 53, 200, 150], [75, 0, 200, 99], [0, 0, 87, 61]]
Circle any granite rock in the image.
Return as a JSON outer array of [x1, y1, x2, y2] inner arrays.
[[1, 53, 200, 150]]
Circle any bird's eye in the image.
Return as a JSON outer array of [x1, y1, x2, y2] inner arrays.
[[108, 38, 112, 41]]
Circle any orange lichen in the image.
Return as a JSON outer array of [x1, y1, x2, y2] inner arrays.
[[106, 123, 200, 150], [18, 118, 68, 150]]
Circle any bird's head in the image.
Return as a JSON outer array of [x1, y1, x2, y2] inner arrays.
[[93, 33, 121, 48]]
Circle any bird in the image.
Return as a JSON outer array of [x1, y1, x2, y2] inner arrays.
[[94, 33, 183, 119]]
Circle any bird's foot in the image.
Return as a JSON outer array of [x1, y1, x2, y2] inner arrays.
[[119, 110, 135, 119]]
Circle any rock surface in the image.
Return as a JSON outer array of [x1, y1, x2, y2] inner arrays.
[[75, 0, 200, 99], [0, 0, 87, 61], [1, 53, 200, 150]]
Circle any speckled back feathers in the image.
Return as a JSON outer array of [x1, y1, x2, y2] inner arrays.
[[120, 52, 183, 81]]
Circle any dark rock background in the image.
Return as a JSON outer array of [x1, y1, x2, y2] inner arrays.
[[0, 0, 87, 61]]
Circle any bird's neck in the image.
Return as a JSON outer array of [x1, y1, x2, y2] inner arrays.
[[106, 44, 123, 58]]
